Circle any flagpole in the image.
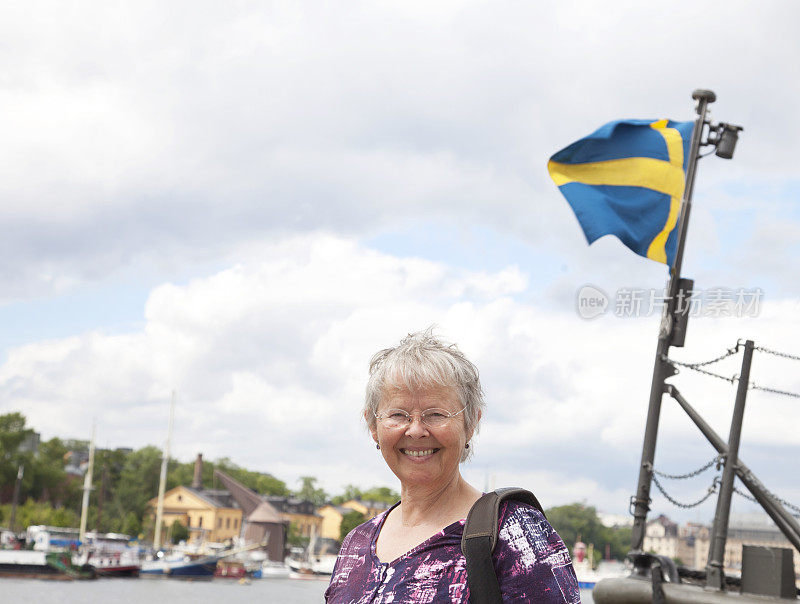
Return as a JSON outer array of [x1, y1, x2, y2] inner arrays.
[[629, 89, 716, 555]]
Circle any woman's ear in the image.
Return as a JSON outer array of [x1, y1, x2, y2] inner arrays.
[[466, 409, 482, 443], [365, 410, 379, 443]]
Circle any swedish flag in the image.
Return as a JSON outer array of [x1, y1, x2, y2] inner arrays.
[[548, 119, 695, 266]]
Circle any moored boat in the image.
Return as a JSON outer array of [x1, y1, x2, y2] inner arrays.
[[253, 560, 292, 578], [0, 549, 96, 580], [79, 532, 141, 577], [140, 552, 219, 578]]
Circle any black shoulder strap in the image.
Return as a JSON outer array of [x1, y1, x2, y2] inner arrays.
[[461, 487, 545, 604]]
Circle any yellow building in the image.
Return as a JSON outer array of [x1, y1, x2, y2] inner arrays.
[[147, 485, 243, 544], [318, 499, 392, 541], [266, 496, 322, 540]]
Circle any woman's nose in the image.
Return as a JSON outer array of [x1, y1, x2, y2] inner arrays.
[[405, 416, 429, 437]]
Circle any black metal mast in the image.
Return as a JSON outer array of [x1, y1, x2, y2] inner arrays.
[[629, 89, 716, 554]]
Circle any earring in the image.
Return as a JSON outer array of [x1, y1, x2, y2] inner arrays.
[[465, 442, 470, 449], [376, 443, 381, 450]]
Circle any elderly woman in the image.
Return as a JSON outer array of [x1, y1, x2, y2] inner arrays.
[[325, 330, 580, 603]]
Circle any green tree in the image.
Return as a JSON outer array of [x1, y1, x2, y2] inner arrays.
[[360, 486, 400, 505], [0, 500, 79, 528], [28, 437, 81, 511], [168, 456, 289, 495], [91, 447, 131, 532], [331, 484, 363, 505], [0, 412, 34, 503], [546, 503, 631, 563], [120, 512, 142, 538], [170, 519, 189, 543], [0, 412, 32, 455], [212, 457, 288, 495], [108, 445, 163, 529], [287, 521, 309, 548], [340, 510, 366, 540], [294, 476, 327, 506]]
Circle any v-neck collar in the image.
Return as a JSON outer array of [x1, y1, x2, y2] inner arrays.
[[370, 501, 467, 567]]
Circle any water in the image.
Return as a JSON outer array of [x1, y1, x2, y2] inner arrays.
[[0, 576, 329, 603], [0, 577, 594, 602]]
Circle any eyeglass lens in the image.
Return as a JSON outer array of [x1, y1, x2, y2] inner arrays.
[[380, 408, 453, 428]]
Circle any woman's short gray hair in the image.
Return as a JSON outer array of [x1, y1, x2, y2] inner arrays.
[[364, 328, 484, 461]]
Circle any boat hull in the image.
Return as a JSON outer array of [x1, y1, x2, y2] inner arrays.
[[140, 556, 218, 578], [94, 565, 141, 578], [0, 550, 96, 580]]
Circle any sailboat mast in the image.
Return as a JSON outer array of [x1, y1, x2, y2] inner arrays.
[[153, 391, 175, 551], [79, 422, 96, 543]]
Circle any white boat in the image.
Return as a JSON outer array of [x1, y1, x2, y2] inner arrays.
[[286, 553, 337, 575], [254, 560, 292, 578], [285, 525, 337, 576]]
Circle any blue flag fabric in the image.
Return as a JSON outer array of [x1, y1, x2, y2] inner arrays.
[[548, 119, 695, 266]]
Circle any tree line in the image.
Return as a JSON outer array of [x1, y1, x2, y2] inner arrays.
[[1, 412, 631, 561], [0, 412, 398, 540]]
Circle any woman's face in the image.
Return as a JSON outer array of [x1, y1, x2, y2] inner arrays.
[[370, 385, 475, 491]]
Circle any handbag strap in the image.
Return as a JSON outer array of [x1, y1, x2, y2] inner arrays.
[[461, 487, 546, 604]]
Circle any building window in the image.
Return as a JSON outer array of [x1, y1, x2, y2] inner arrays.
[[199, 516, 203, 528], [218, 518, 222, 528], [234, 518, 238, 529], [226, 517, 230, 529]]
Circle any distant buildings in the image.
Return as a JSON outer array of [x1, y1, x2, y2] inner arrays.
[[146, 485, 243, 544], [142, 452, 397, 562], [266, 495, 322, 540], [318, 499, 392, 540], [146, 454, 326, 561], [643, 513, 799, 577]]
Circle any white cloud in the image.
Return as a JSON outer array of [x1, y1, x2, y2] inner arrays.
[[1, 1, 798, 302], [2, 233, 798, 521]]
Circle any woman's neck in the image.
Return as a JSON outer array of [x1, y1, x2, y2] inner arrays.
[[397, 472, 480, 528]]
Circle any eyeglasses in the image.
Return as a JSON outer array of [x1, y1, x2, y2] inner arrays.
[[373, 406, 468, 429]]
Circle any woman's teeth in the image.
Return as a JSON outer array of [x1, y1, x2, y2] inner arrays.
[[404, 449, 435, 457]]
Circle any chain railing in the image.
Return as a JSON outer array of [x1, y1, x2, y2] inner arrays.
[[733, 485, 800, 518], [664, 342, 800, 398], [749, 383, 800, 399], [652, 456, 722, 480], [663, 344, 740, 383], [653, 342, 800, 515], [755, 345, 800, 362], [651, 474, 720, 509]]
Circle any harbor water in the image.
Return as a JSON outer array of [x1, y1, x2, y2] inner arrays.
[[0, 577, 595, 602]]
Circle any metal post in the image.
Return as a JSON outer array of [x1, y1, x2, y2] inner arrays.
[[9, 465, 24, 533], [154, 391, 176, 551], [666, 385, 800, 552], [79, 422, 96, 543], [630, 89, 716, 553], [705, 340, 754, 589]]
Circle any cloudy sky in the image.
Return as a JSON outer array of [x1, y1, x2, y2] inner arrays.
[[2, 1, 799, 523]]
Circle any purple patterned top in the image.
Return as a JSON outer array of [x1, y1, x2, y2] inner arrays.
[[325, 500, 581, 603]]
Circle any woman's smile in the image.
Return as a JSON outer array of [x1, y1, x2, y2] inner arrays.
[[400, 447, 440, 459]]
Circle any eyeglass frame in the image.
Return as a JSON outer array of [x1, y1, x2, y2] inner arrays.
[[373, 405, 468, 429]]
